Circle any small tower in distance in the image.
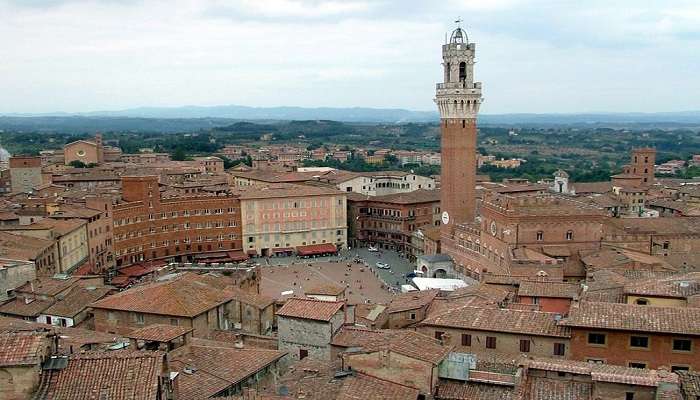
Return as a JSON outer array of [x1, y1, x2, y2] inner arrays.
[[435, 21, 483, 235]]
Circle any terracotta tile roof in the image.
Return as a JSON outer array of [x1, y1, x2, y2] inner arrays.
[[0, 331, 47, 366], [571, 181, 612, 194], [336, 372, 420, 400], [334, 328, 450, 365], [527, 357, 679, 386], [623, 272, 700, 298], [420, 306, 570, 338], [518, 281, 580, 299], [368, 189, 440, 205], [605, 216, 700, 236], [304, 282, 345, 296], [16, 277, 80, 297], [43, 286, 111, 318], [235, 183, 342, 199], [580, 287, 625, 303], [126, 324, 193, 342], [34, 218, 87, 236], [38, 351, 164, 399], [270, 358, 344, 399], [331, 326, 391, 348], [527, 378, 591, 400], [581, 248, 673, 271], [90, 272, 234, 317], [436, 381, 519, 400], [224, 286, 276, 309], [0, 297, 53, 318], [169, 345, 286, 399], [276, 298, 344, 321], [0, 231, 54, 261], [426, 295, 498, 320], [354, 303, 386, 323], [0, 316, 125, 352], [562, 301, 700, 335], [386, 289, 439, 313], [678, 370, 700, 398], [373, 330, 451, 365]]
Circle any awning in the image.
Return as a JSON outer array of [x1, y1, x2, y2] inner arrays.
[[227, 250, 249, 261], [117, 261, 166, 278], [296, 243, 337, 256], [273, 247, 294, 253], [110, 275, 132, 288], [193, 250, 249, 263], [246, 249, 258, 256]]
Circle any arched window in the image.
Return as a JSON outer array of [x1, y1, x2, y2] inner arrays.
[[445, 62, 451, 82], [536, 231, 544, 241], [459, 62, 467, 81], [566, 230, 573, 241]]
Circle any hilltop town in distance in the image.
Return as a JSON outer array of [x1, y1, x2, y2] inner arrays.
[[2, 17, 700, 400]]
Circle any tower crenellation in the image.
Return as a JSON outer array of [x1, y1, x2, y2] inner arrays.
[[435, 27, 483, 120]]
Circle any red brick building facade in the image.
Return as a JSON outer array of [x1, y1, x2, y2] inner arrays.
[[347, 189, 440, 253], [563, 302, 700, 371], [113, 175, 243, 267]]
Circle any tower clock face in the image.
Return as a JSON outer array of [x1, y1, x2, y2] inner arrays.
[[490, 221, 497, 236], [441, 211, 450, 225]]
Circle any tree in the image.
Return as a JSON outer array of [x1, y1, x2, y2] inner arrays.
[[68, 160, 87, 168], [172, 148, 187, 161], [383, 154, 399, 165]]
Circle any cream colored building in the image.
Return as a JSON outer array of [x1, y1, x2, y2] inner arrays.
[[0, 219, 89, 274], [237, 184, 347, 256]]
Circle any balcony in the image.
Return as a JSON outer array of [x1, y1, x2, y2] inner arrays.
[[359, 213, 414, 222], [436, 81, 482, 90]]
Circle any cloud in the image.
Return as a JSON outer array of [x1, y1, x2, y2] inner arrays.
[[0, 0, 698, 114]]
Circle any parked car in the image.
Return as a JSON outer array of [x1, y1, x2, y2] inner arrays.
[[368, 246, 379, 252], [376, 262, 390, 269]]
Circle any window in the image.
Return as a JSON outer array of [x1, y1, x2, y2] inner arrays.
[[630, 336, 649, 349], [434, 331, 444, 340], [625, 392, 634, 400], [586, 358, 605, 364], [673, 338, 692, 352], [553, 343, 566, 356], [588, 333, 606, 345], [536, 231, 543, 241], [134, 313, 145, 325], [635, 298, 649, 305], [671, 365, 690, 372], [519, 339, 530, 353], [486, 336, 497, 349], [299, 349, 308, 360], [170, 318, 179, 326], [461, 334, 471, 346], [409, 313, 416, 320], [628, 362, 646, 369], [566, 230, 573, 241]]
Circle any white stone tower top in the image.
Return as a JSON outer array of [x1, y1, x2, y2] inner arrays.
[[435, 24, 483, 119]]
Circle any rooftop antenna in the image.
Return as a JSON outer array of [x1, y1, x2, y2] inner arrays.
[[455, 17, 463, 28]]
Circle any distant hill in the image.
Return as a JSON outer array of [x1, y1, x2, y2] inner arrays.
[[5, 105, 439, 124], [479, 111, 700, 125], [2, 106, 700, 132]]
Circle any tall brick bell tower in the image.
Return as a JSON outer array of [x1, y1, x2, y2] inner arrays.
[[435, 24, 483, 236]]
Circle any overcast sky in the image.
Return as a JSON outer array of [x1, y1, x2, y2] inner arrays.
[[1, 0, 699, 114]]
